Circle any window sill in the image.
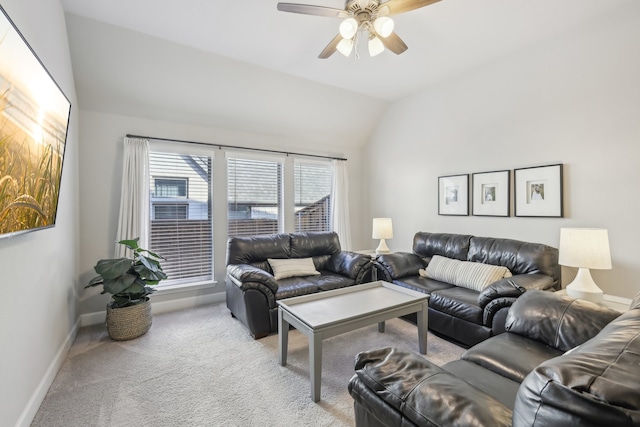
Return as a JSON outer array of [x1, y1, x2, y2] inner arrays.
[[155, 280, 218, 296]]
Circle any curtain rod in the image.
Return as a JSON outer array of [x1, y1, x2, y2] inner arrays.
[[125, 134, 347, 161]]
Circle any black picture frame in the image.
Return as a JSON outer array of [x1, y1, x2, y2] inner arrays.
[[472, 170, 510, 217], [514, 164, 563, 217], [438, 174, 469, 216]]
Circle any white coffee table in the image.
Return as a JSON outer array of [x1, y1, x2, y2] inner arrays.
[[277, 281, 429, 402]]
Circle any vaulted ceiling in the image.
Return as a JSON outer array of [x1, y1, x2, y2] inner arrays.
[[60, 0, 634, 148]]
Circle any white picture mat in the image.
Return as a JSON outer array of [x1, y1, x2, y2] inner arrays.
[[472, 170, 510, 216], [438, 174, 469, 215], [515, 164, 563, 217]]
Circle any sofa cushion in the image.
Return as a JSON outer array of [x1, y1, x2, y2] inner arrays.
[[274, 277, 319, 300], [442, 359, 521, 409], [305, 271, 355, 291], [430, 287, 484, 324], [268, 257, 320, 280], [425, 255, 511, 292], [461, 332, 564, 383]]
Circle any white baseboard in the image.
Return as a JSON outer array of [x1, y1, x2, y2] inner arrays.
[[16, 318, 80, 427], [80, 291, 226, 327]]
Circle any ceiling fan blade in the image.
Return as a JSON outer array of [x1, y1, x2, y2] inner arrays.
[[318, 34, 342, 59], [379, 32, 408, 55], [277, 3, 348, 18], [378, 0, 441, 16]]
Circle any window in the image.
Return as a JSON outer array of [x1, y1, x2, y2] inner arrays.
[[154, 178, 187, 198], [148, 150, 213, 285], [227, 155, 282, 237], [294, 160, 332, 233]]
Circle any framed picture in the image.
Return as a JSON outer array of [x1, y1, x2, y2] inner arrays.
[[438, 174, 469, 216], [514, 164, 563, 217], [472, 170, 510, 217]]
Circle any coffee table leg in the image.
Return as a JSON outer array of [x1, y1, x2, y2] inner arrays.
[[309, 333, 322, 402], [279, 308, 288, 366], [417, 301, 428, 354], [378, 321, 385, 332]]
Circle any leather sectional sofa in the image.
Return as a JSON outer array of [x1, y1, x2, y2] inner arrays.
[[348, 290, 639, 427], [226, 231, 373, 338], [375, 232, 561, 347]]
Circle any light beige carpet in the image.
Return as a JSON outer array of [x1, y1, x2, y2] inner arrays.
[[32, 302, 465, 427]]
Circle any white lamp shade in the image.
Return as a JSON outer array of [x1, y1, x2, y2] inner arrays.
[[339, 18, 358, 40], [372, 218, 393, 239], [368, 36, 385, 57], [559, 228, 612, 270], [373, 17, 394, 38], [336, 38, 354, 57]]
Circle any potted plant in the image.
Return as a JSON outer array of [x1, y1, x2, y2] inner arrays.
[[86, 238, 167, 340]]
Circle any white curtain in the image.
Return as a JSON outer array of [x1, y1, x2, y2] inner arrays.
[[331, 159, 352, 250], [115, 137, 150, 257]]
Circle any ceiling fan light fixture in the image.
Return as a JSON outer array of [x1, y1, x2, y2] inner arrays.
[[337, 38, 354, 57], [373, 16, 394, 38], [368, 36, 385, 57], [339, 17, 358, 39]]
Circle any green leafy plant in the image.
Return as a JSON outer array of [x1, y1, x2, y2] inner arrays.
[[86, 238, 167, 308]]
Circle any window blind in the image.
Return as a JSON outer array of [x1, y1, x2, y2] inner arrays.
[[148, 151, 213, 285], [227, 156, 282, 238], [294, 161, 332, 233]]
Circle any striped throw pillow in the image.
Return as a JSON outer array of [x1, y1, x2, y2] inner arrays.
[[268, 258, 320, 280], [425, 255, 512, 292]]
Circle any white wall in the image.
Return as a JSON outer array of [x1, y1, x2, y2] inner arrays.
[[77, 110, 368, 314], [366, 2, 640, 299], [0, 1, 80, 426]]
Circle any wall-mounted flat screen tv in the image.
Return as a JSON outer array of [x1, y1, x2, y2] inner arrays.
[[0, 5, 71, 239]]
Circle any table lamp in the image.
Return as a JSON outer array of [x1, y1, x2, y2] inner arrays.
[[559, 228, 611, 303], [372, 218, 393, 254]]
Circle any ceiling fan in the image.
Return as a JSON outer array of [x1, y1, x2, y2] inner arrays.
[[277, 0, 441, 58]]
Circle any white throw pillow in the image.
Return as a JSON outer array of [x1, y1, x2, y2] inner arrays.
[[268, 258, 321, 280], [424, 255, 512, 292]]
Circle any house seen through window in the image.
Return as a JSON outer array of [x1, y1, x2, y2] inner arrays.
[[148, 151, 213, 285]]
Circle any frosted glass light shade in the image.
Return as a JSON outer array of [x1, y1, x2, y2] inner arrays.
[[373, 17, 394, 38], [336, 38, 354, 56], [559, 228, 612, 303], [368, 36, 385, 57], [339, 18, 358, 39]]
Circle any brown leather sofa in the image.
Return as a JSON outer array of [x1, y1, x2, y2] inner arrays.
[[375, 232, 561, 347], [226, 231, 373, 338], [348, 290, 638, 427]]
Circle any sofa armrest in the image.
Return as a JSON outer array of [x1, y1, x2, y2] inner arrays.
[[326, 251, 372, 281], [505, 290, 620, 352], [350, 347, 512, 427], [226, 264, 278, 294], [478, 273, 554, 307], [375, 252, 426, 281]]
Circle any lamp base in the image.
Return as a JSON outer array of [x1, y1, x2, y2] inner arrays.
[[375, 239, 390, 255], [565, 267, 604, 303]]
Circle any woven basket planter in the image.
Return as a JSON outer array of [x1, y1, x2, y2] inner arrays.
[[106, 299, 152, 341]]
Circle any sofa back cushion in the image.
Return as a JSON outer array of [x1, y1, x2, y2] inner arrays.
[[226, 233, 291, 266], [513, 303, 640, 427], [506, 290, 620, 352], [290, 231, 341, 258], [468, 236, 560, 285], [413, 232, 472, 261]]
